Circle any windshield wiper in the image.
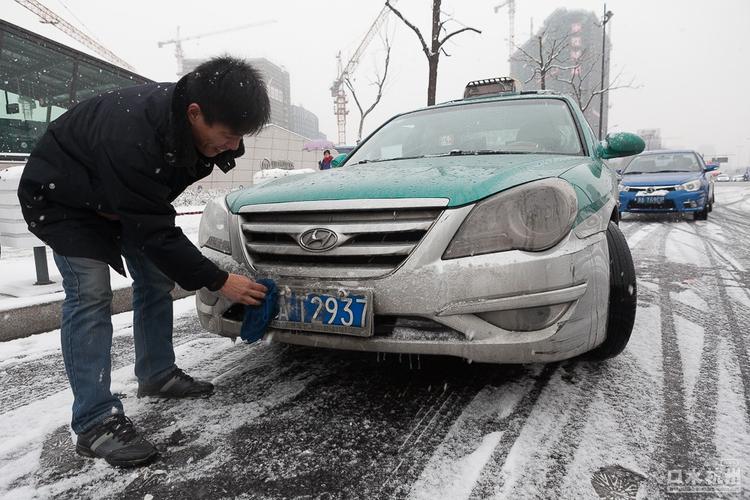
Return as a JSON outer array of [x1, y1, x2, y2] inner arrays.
[[349, 155, 430, 165], [349, 150, 541, 164], [445, 149, 538, 156]]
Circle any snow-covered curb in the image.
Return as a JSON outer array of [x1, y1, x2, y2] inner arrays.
[[0, 286, 194, 343]]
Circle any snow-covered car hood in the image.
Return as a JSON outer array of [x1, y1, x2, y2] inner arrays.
[[226, 155, 588, 211]]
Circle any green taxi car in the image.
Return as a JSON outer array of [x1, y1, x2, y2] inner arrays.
[[196, 78, 645, 363]]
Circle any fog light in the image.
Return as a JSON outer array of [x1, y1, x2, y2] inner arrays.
[[477, 303, 571, 331]]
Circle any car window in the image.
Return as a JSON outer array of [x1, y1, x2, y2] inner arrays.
[[347, 98, 584, 164], [624, 153, 702, 174]]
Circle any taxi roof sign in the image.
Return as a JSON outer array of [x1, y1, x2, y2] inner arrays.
[[463, 77, 518, 98]]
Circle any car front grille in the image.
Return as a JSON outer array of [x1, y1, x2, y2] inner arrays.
[[627, 185, 676, 192], [239, 207, 442, 278]]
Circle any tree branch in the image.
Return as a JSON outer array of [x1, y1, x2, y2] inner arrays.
[[362, 43, 391, 120], [386, 1, 430, 57], [513, 43, 542, 66], [439, 26, 481, 47], [344, 78, 364, 118]]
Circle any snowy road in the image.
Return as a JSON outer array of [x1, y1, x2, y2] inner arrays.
[[1, 184, 749, 499]]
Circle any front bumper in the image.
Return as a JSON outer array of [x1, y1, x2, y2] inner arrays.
[[619, 189, 707, 213], [196, 202, 612, 364]]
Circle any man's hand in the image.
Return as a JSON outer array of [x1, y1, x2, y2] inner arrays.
[[219, 274, 267, 305]]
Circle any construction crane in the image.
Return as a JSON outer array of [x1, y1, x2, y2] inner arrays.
[[494, 0, 516, 70], [14, 0, 136, 71], [158, 20, 277, 76], [330, 3, 395, 146]]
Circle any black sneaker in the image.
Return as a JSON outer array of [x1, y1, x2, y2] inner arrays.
[[137, 368, 214, 399], [76, 414, 158, 467]]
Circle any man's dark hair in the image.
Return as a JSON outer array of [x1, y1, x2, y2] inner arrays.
[[323, 149, 331, 155], [185, 56, 270, 135]]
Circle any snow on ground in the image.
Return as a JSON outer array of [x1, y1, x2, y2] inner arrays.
[[714, 340, 750, 481], [664, 223, 711, 268], [726, 286, 750, 308], [715, 183, 750, 207], [672, 315, 704, 424], [0, 212, 203, 312], [671, 289, 707, 310], [624, 222, 660, 250], [0, 299, 203, 494], [408, 380, 533, 499]]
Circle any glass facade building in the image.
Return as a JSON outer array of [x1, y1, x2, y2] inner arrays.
[[0, 20, 151, 156]]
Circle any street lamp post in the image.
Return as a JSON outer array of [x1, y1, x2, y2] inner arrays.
[[598, 4, 613, 141]]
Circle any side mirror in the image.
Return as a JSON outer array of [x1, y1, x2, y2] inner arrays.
[[704, 164, 719, 172], [331, 153, 348, 168], [596, 132, 645, 159]]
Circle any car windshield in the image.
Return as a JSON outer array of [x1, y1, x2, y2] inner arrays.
[[346, 98, 584, 165], [624, 153, 702, 174]]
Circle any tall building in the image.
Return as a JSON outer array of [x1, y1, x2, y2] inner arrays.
[[247, 58, 291, 130], [637, 129, 663, 150], [291, 105, 325, 140], [183, 57, 325, 138], [510, 8, 611, 139]]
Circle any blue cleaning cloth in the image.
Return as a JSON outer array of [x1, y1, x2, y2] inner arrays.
[[240, 279, 279, 343]]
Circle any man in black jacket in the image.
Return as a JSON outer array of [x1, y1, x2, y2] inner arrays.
[[18, 56, 270, 467]]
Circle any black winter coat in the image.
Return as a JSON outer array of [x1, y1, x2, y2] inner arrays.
[[17, 76, 240, 291]]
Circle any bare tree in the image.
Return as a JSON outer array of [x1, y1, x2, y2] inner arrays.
[[511, 28, 571, 90], [555, 48, 637, 112], [345, 37, 392, 143], [385, 0, 480, 106]]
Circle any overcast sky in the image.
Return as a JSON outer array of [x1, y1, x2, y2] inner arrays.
[[4, 0, 750, 167]]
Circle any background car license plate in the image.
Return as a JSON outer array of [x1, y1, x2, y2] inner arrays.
[[640, 195, 664, 204], [270, 287, 374, 337]]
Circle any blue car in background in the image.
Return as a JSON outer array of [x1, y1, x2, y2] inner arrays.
[[618, 150, 717, 220]]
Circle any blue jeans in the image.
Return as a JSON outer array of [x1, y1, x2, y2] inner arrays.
[[54, 242, 176, 434]]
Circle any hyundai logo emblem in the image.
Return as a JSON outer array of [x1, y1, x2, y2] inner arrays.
[[299, 228, 339, 252]]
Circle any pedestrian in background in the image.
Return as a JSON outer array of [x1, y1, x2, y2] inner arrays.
[[18, 56, 271, 467], [319, 149, 334, 170]]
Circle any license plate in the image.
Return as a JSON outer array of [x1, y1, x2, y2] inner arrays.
[[270, 286, 374, 337], [639, 196, 664, 204]]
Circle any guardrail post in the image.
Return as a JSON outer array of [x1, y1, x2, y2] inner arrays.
[[33, 246, 53, 285]]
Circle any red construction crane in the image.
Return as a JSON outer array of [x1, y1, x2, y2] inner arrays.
[[331, 3, 395, 146]]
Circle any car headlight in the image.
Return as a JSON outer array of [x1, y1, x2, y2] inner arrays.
[[198, 196, 232, 254], [443, 178, 578, 259], [676, 179, 701, 192]]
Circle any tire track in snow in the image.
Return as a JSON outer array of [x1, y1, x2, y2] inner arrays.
[[0, 313, 207, 414], [537, 362, 604, 497], [704, 241, 750, 431], [467, 363, 558, 498], [623, 222, 661, 250], [661, 224, 720, 463], [486, 362, 604, 498], [654, 225, 702, 477], [380, 384, 479, 498], [710, 205, 750, 240]]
